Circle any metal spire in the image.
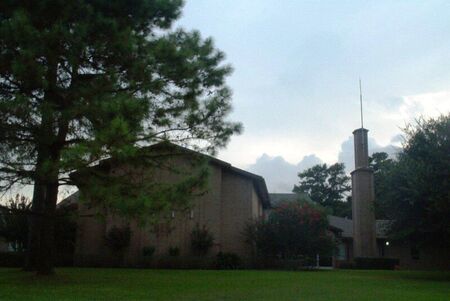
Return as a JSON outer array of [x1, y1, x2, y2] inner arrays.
[[358, 78, 366, 158]]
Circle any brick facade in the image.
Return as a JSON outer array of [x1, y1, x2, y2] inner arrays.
[[70, 152, 269, 267]]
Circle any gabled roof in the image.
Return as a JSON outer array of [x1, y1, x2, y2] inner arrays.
[[328, 215, 353, 237], [64, 142, 270, 209]]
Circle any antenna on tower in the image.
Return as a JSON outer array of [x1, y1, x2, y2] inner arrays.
[[358, 78, 366, 155], [359, 78, 364, 129]]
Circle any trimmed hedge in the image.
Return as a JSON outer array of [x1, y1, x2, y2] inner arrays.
[[0, 252, 74, 267], [354, 257, 399, 270], [216, 252, 241, 269], [0, 252, 24, 267]]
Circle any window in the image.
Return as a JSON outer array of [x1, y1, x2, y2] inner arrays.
[[171, 211, 175, 219], [189, 209, 194, 219]]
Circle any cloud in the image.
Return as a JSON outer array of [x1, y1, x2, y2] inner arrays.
[[247, 153, 322, 193], [390, 134, 403, 145], [247, 132, 402, 193], [372, 90, 450, 129], [297, 154, 323, 172], [399, 91, 450, 121]]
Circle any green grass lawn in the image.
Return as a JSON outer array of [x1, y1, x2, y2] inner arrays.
[[0, 268, 449, 301]]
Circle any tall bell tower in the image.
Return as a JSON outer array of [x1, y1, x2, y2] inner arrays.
[[351, 128, 377, 257], [351, 80, 377, 258]]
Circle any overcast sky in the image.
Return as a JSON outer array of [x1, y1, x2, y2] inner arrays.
[[177, 0, 450, 192]]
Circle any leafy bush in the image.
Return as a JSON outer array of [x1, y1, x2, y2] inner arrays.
[[0, 251, 75, 267], [354, 257, 399, 270], [139, 246, 156, 268], [142, 246, 155, 257], [0, 195, 31, 252], [105, 226, 131, 253], [0, 195, 77, 267], [216, 252, 241, 269], [336, 261, 354, 269], [245, 200, 336, 261], [0, 252, 24, 267], [319, 256, 333, 266], [190, 224, 214, 256], [168, 246, 180, 257]]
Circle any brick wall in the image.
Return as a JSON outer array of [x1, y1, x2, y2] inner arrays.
[[74, 159, 265, 267]]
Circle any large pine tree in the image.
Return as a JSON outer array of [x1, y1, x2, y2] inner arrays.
[[0, 0, 241, 275]]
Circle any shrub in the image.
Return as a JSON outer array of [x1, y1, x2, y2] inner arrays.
[[0, 251, 75, 267], [139, 246, 156, 268], [354, 257, 399, 270], [142, 246, 155, 257], [336, 261, 354, 269], [216, 252, 241, 269], [105, 226, 131, 253], [0, 195, 31, 252], [319, 256, 333, 266], [245, 200, 336, 260], [190, 224, 214, 256], [0, 252, 24, 267], [168, 246, 180, 257]]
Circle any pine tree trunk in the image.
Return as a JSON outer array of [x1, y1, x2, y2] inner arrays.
[[35, 181, 58, 275], [26, 124, 62, 274], [23, 183, 44, 271], [24, 150, 48, 271], [27, 156, 60, 275]]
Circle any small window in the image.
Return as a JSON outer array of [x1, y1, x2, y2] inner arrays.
[[189, 209, 194, 219], [171, 211, 175, 219]]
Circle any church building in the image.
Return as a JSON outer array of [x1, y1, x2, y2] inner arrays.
[[61, 128, 450, 269]]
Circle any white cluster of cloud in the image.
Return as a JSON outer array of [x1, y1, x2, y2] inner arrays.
[[389, 90, 450, 122], [247, 154, 322, 193], [337, 136, 400, 173], [248, 135, 400, 193]]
